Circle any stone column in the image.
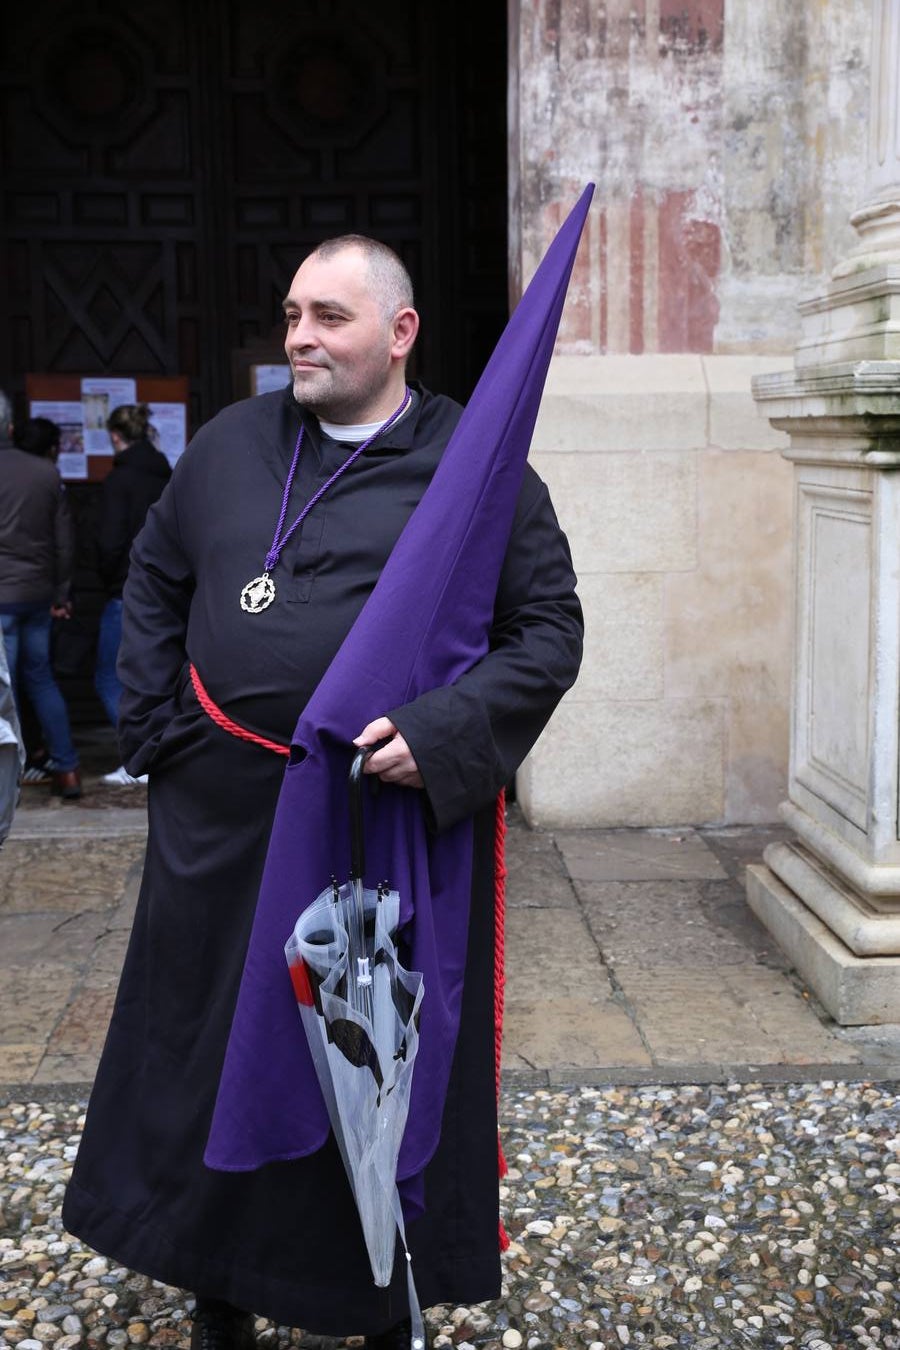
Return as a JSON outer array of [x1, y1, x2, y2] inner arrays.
[[748, 0, 900, 1024]]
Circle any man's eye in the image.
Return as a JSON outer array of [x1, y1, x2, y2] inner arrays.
[[284, 313, 299, 326]]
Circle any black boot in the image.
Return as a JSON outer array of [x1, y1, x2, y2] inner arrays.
[[190, 1298, 256, 1350], [365, 1317, 428, 1350]]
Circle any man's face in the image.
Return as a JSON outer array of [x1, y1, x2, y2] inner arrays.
[[283, 247, 400, 424]]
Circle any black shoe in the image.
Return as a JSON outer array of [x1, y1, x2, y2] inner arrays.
[[365, 1318, 428, 1350], [190, 1301, 256, 1350]]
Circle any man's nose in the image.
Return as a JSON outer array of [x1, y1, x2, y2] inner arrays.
[[286, 317, 318, 349]]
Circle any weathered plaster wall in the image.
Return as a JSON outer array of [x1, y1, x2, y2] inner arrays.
[[511, 1, 872, 826], [511, 0, 870, 354]]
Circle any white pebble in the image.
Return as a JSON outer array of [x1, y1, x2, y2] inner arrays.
[[501, 1332, 523, 1349], [683, 1276, 702, 1293]]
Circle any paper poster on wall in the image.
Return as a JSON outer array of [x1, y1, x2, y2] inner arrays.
[[252, 364, 292, 396], [29, 399, 88, 480], [148, 402, 187, 467], [81, 377, 137, 453]]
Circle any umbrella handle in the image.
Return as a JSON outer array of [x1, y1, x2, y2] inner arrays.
[[349, 738, 392, 882]]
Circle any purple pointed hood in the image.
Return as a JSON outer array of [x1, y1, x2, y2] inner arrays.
[[205, 186, 594, 1190]]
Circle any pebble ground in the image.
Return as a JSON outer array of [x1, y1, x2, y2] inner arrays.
[[1, 1080, 897, 1350]]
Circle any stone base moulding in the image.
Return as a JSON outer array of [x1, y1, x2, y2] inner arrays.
[[746, 864, 900, 1025], [764, 840, 900, 955]]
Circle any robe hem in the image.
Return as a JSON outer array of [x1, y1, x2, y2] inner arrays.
[[62, 1177, 501, 1336]]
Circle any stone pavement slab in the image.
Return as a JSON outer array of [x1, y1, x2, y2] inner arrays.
[[553, 825, 728, 882], [503, 907, 650, 1070], [1, 806, 145, 1089], [574, 878, 770, 967], [1, 797, 898, 1090]]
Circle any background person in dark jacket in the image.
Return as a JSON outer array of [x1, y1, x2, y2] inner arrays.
[[0, 392, 81, 799], [95, 403, 172, 786], [12, 417, 64, 783]]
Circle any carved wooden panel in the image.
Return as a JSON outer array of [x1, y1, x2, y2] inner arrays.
[[1, 2, 507, 427], [1, 8, 208, 424]]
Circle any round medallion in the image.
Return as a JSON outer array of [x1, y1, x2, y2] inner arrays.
[[240, 573, 276, 613]]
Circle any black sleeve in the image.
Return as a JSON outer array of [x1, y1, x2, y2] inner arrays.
[[389, 468, 583, 831], [95, 477, 132, 591], [52, 484, 75, 605], [116, 479, 195, 775]]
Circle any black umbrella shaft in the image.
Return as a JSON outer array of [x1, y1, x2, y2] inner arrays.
[[349, 740, 391, 882]]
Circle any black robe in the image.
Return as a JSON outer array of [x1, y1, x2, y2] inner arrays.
[[62, 383, 583, 1336]]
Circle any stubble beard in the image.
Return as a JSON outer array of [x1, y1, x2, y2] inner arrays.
[[291, 363, 333, 415], [292, 366, 394, 425]]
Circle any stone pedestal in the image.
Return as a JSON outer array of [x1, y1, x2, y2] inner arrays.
[[748, 373, 900, 1021], [748, 0, 900, 1024], [748, 368, 900, 1021]]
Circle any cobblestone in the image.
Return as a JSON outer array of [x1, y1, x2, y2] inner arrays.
[[1, 1082, 897, 1348]]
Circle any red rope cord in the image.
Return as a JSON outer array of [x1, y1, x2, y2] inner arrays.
[[494, 788, 510, 1252], [190, 664, 290, 757]]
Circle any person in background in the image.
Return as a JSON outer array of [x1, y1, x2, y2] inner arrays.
[[95, 403, 172, 787], [0, 393, 81, 799], [15, 415, 62, 461], [13, 417, 63, 784]]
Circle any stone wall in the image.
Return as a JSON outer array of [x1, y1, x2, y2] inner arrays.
[[509, 0, 871, 826], [511, 0, 870, 355]]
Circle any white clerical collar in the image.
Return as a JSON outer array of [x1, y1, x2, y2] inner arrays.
[[319, 395, 413, 444]]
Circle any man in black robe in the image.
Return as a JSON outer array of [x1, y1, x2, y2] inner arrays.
[[63, 236, 583, 1350]]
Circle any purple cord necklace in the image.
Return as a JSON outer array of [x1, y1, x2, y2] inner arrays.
[[239, 386, 413, 614]]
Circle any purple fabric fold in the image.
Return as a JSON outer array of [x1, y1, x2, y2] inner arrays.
[[205, 185, 594, 1191]]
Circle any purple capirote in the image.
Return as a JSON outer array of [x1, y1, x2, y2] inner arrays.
[[204, 185, 595, 1207]]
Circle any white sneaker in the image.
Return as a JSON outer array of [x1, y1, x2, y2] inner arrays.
[[101, 765, 149, 787]]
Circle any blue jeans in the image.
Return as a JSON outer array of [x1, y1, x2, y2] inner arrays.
[[95, 598, 124, 729], [1, 605, 79, 772]]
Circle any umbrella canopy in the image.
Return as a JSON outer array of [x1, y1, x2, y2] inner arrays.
[[285, 746, 426, 1346], [206, 185, 594, 1194]]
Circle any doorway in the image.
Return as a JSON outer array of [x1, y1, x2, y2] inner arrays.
[[1, 1, 508, 722]]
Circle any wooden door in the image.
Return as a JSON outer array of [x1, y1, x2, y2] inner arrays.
[[0, 1, 508, 429]]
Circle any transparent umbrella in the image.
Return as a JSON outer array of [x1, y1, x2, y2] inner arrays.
[[284, 747, 426, 1350]]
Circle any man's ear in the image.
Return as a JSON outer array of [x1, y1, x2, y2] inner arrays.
[[391, 307, 419, 360]]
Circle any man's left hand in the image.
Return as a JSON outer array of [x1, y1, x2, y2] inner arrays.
[[353, 717, 423, 789]]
